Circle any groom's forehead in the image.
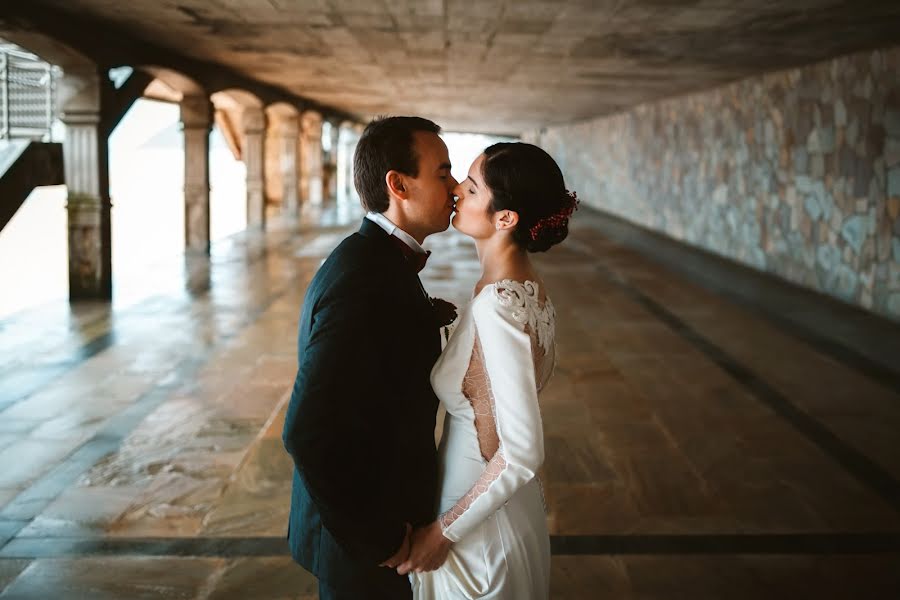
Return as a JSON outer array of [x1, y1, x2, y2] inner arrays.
[[413, 131, 449, 165]]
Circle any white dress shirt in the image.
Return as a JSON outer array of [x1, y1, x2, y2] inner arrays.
[[365, 212, 427, 255]]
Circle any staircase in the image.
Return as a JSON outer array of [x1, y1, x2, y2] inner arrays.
[[0, 139, 64, 231], [0, 40, 63, 232], [0, 41, 57, 141]]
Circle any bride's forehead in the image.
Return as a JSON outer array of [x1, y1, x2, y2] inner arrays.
[[468, 155, 486, 178]]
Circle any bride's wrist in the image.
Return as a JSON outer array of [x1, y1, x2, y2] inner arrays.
[[432, 521, 453, 545]]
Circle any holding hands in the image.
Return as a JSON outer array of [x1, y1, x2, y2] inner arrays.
[[396, 521, 453, 575]]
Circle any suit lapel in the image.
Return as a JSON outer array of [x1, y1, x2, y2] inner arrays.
[[358, 219, 434, 312]]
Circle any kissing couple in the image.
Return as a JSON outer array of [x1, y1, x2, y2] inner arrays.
[[283, 116, 578, 599]]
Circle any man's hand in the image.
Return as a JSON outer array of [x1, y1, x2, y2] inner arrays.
[[396, 521, 453, 575], [379, 523, 412, 568]]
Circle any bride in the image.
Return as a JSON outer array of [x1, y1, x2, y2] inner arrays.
[[396, 142, 578, 598]]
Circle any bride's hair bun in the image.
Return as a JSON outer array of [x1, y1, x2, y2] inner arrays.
[[527, 190, 579, 252], [481, 143, 578, 253]]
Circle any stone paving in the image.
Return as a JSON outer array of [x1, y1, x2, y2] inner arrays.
[[0, 206, 899, 598]]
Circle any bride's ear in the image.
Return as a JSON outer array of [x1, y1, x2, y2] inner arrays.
[[494, 210, 519, 231], [385, 170, 408, 201]]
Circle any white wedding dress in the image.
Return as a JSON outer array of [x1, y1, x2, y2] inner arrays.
[[411, 280, 554, 599]]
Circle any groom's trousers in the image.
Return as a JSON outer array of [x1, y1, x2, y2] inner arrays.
[[318, 572, 412, 600]]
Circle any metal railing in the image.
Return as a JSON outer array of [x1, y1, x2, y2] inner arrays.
[[0, 42, 58, 141]]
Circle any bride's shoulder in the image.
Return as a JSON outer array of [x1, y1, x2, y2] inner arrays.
[[473, 279, 549, 325], [492, 279, 541, 304]]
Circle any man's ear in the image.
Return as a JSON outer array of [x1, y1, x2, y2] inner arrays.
[[496, 210, 519, 230], [385, 170, 408, 201]]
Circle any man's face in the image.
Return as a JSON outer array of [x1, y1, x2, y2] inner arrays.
[[405, 131, 457, 236]]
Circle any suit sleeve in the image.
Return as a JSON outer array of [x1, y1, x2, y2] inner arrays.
[[282, 275, 406, 564]]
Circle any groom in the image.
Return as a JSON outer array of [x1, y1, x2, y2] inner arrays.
[[282, 116, 458, 599]]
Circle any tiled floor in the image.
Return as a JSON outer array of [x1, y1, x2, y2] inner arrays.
[[1, 205, 898, 598]]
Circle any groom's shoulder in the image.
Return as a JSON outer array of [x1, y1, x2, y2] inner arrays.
[[312, 230, 386, 288], [326, 230, 381, 268]]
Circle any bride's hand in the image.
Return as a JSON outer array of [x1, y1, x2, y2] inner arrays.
[[396, 521, 453, 575]]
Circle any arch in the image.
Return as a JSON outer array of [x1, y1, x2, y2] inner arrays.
[[0, 29, 98, 113], [265, 101, 300, 122], [210, 88, 265, 159], [139, 66, 205, 102], [0, 29, 92, 70], [211, 88, 264, 111]]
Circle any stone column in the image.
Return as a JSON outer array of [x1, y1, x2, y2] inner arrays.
[[180, 95, 212, 252], [336, 122, 357, 207], [326, 119, 340, 202], [60, 67, 111, 300], [300, 111, 324, 206], [243, 107, 266, 228], [298, 116, 309, 206], [276, 115, 300, 218]]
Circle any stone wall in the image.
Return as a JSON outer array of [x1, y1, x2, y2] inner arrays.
[[531, 47, 900, 321]]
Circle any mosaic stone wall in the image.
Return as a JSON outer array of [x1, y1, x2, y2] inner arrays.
[[531, 47, 900, 321]]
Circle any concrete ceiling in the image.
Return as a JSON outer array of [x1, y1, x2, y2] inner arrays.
[[9, 0, 900, 134]]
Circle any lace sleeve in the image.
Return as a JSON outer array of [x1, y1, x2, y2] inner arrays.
[[438, 285, 545, 543], [439, 332, 508, 532]]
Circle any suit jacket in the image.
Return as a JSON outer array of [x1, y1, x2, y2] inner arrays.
[[282, 218, 442, 587]]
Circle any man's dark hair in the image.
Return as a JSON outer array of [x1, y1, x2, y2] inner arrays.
[[353, 116, 441, 213]]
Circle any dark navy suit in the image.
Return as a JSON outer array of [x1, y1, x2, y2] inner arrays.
[[282, 218, 441, 599]]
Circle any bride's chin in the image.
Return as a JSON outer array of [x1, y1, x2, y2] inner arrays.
[[451, 220, 481, 242]]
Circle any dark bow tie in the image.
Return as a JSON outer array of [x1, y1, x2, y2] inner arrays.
[[387, 235, 431, 273]]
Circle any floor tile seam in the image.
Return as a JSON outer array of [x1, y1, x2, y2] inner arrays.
[[0, 264, 314, 554], [587, 261, 900, 516], [0, 230, 324, 418], [4, 533, 900, 559], [573, 216, 900, 390]]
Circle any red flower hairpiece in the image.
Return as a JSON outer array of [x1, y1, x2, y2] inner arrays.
[[529, 190, 579, 241]]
